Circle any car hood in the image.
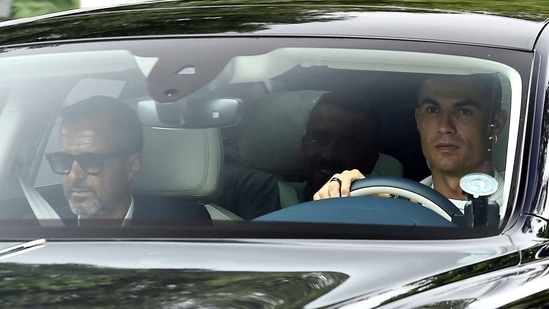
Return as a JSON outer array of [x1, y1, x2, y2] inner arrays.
[[0, 237, 518, 307]]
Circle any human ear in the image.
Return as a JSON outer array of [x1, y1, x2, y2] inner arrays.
[[492, 109, 508, 136], [127, 153, 141, 182]]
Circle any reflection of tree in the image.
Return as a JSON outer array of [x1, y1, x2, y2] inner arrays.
[[10, 0, 77, 19], [7, 0, 549, 22], [523, 93, 549, 237], [0, 263, 347, 307], [356, 0, 548, 20], [506, 290, 549, 308], [0, 3, 348, 45], [415, 260, 549, 307], [379, 253, 519, 305], [3, 0, 548, 46]]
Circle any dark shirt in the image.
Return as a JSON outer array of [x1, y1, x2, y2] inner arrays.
[[215, 162, 281, 220], [27, 194, 211, 226]]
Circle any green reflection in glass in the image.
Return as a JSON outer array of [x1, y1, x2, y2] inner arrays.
[[0, 263, 348, 307]]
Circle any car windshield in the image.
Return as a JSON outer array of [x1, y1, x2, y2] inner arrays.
[[0, 37, 530, 240]]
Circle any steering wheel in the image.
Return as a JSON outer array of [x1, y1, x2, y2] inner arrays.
[[350, 176, 462, 222]]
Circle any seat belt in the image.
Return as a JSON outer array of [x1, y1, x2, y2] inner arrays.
[[17, 174, 64, 227]]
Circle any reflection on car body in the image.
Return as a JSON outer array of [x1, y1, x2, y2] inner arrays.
[[0, 0, 548, 307]]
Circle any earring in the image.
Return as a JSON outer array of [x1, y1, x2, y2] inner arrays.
[[487, 123, 498, 152], [487, 135, 497, 152]]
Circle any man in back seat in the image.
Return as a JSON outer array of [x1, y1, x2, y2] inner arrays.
[[218, 91, 402, 218], [294, 91, 401, 202]]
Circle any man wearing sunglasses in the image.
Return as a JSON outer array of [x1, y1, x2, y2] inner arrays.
[[45, 96, 210, 225]]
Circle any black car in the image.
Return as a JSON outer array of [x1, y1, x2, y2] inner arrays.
[[0, 1, 548, 307]]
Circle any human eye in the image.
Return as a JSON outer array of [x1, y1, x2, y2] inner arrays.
[[78, 153, 105, 174], [423, 105, 438, 114], [310, 132, 328, 144], [458, 107, 474, 116]]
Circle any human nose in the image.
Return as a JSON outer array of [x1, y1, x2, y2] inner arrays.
[[67, 160, 86, 180], [320, 140, 339, 160], [437, 111, 456, 134]]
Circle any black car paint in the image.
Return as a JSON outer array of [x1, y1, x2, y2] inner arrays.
[[0, 1, 549, 307]]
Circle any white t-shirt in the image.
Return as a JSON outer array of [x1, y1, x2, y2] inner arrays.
[[420, 170, 505, 217]]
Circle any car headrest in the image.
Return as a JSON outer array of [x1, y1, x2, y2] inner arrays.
[[131, 126, 223, 197], [238, 90, 325, 175]]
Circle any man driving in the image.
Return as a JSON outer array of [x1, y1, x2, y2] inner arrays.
[[314, 74, 507, 214]]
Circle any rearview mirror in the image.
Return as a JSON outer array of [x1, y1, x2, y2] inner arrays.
[[138, 98, 243, 128]]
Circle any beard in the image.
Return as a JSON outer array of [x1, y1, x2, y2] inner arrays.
[[68, 197, 105, 217], [65, 180, 116, 218]]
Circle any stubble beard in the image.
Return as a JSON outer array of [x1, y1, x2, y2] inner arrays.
[[68, 193, 115, 218]]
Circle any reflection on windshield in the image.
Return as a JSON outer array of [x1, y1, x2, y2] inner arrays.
[[0, 39, 523, 238]]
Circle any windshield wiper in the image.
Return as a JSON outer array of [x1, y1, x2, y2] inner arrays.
[[0, 239, 46, 258]]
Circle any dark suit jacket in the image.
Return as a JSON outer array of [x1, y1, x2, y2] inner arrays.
[[29, 194, 211, 226]]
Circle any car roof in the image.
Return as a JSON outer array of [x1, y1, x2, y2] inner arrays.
[[0, 1, 546, 51]]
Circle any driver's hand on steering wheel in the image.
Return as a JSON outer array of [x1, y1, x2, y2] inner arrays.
[[313, 169, 366, 200]]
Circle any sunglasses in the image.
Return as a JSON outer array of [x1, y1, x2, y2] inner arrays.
[[45, 151, 129, 175]]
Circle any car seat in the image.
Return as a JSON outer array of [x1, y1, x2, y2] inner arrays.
[[133, 100, 243, 220]]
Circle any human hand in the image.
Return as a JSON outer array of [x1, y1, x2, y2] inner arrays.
[[313, 169, 366, 200]]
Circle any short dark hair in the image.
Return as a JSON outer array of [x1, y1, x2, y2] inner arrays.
[[309, 91, 380, 147], [421, 73, 503, 116], [61, 96, 143, 154]]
